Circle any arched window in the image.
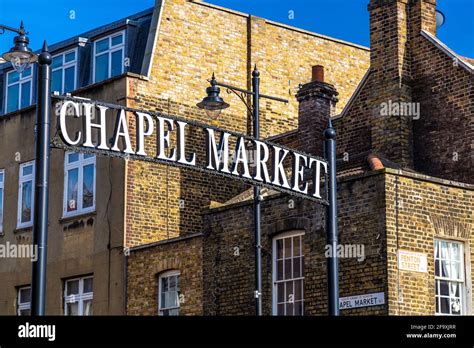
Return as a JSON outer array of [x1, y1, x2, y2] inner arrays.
[[272, 231, 305, 316], [158, 270, 181, 316]]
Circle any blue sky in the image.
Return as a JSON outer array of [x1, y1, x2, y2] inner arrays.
[[0, 0, 473, 57]]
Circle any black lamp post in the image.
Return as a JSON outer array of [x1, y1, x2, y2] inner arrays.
[[198, 66, 288, 315], [2, 22, 52, 316]]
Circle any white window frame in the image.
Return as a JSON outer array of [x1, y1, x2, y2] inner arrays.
[[5, 67, 33, 113], [51, 48, 78, 94], [0, 168, 4, 233], [63, 152, 96, 218], [17, 161, 35, 229], [272, 230, 305, 316], [17, 286, 31, 316], [434, 239, 466, 315], [64, 276, 93, 316], [158, 270, 181, 316], [92, 30, 125, 83]]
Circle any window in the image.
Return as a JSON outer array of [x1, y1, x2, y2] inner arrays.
[[158, 270, 180, 316], [435, 240, 466, 315], [64, 276, 93, 315], [93, 31, 125, 83], [17, 161, 35, 228], [273, 231, 305, 316], [5, 67, 33, 113], [17, 286, 31, 316], [51, 49, 77, 94], [63, 152, 96, 217], [0, 169, 4, 233]]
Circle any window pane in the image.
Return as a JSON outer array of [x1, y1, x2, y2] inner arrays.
[[95, 54, 108, 82], [440, 259, 448, 278], [286, 281, 294, 304], [64, 66, 75, 93], [21, 181, 32, 223], [65, 51, 76, 62], [83, 299, 93, 315], [162, 277, 168, 292], [451, 297, 461, 315], [440, 297, 449, 314], [83, 164, 94, 209], [169, 275, 177, 290], [84, 153, 94, 159], [277, 282, 284, 303], [439, 280, 449, 296], [7, 84, 19, 113], [0, 172, 3, 182], [83, 278, 93, 293], [51, 69, 62, 93], [286, 302, 294, 316], [295, 279, 302, 301], [435, 259, 440, 277], [20, 288, 31, 303], [21, 67, 32, 78], [22, 165, 33, 176], [66, 302, 79, 315], [284, 259, 291, 280], [96, 38, 109, 53], [276, 239, 283, 259], [67, 168, 78, 212], [451, 243, 461, 262], [68, 153, 79, 163], [67, 280, 79, 295], [52, 55, 63, 69], [111, 34, 123, 46], [294, 236, 301, 256], [111, 50, 123, 77], [19, 309, 31, 316], [293, 257, 301, 278], [20, 81, 31, 108], [284, 238, 291, 259], [8, 71, 19, 84], [277, 260, 283, 280]]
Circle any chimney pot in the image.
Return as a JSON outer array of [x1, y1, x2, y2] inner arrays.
[[312, 65, 324, 82]]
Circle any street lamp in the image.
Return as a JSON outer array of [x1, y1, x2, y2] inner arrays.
[[1, 21, 37, 73], [196, 73, 229, 119], [1, 22, 52, 316], [198, 66, 288, 315]]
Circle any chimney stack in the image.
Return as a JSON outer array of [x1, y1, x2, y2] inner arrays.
[[366, 0, 437, 167], [296, 66, 338, 157]]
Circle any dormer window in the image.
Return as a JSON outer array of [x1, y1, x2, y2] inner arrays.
[[51, 48, 77, 94], [5, 67, 33, 113], [93, 31, 125, 83]]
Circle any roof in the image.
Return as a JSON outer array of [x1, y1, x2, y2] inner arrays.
[[0, 7, 153, 71]]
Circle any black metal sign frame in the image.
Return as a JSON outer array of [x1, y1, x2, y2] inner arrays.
[[51, 94, 329, 205]]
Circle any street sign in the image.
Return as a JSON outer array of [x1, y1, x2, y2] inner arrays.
[[339, 292, 385, 310], [398, 250, 428, 273], [52, 95, 329, 204]]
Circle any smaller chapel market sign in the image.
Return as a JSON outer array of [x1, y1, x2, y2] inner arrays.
[[53, 96, 329, 204]]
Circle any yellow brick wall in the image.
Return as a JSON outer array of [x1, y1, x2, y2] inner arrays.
[[384, 171, 474, 315], [125, 0, 370, 247]]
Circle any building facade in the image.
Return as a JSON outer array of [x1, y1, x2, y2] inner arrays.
[[0, 0, 472, 316]]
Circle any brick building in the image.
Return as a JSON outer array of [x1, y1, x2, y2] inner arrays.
[[0, 0, 472, 316]]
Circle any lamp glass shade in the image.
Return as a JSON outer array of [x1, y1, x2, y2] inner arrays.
[[196, 91, 230, 120], [2, 33, 38, 73]]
